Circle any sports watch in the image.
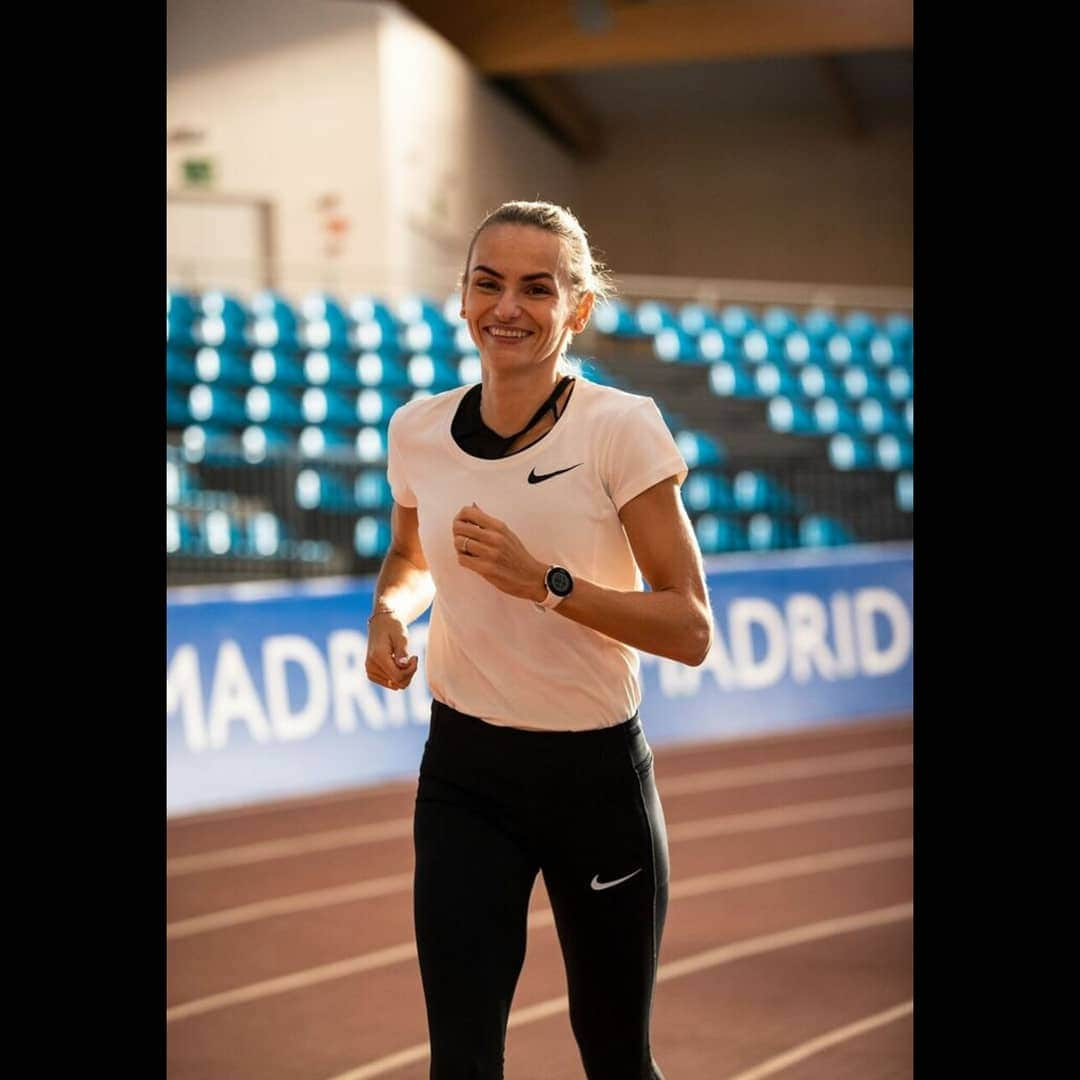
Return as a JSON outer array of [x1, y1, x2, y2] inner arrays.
[[536, 565, 574, 611]]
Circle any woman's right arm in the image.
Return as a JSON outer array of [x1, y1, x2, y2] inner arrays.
[[365, 501, 435, 691]]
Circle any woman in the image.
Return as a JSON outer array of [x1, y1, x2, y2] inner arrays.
[[366, 201, 713, 1079]]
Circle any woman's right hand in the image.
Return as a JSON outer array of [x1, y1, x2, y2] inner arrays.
[[365, 612, 419, 690]]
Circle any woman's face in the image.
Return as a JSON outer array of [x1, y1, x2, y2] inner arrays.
[[462, 224, 592, 373]]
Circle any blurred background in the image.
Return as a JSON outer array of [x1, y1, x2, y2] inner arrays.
[[166, 0, 913, 586]]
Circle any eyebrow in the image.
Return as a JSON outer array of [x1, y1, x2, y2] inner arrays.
[[472, 265, 556, 283]]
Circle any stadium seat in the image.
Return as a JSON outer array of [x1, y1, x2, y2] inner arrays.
[[592, 298, 640, 337], [748, 513, 797, 551], [733, 470, 794, 513], [167, 289, 195, 323], [904, 399, 913, 435], [675, 430, 726, 468], [896, 471, 914, 512], [299, 425, 354, 460], [352, 296, 398, 327], [250, 348, 306, 387], [295, 467, 354, 511], [240, 425, 293, 464], [767, 396, 817, 435], [357, 388, 406, 426], [406, 354, 459, 391], [782, 331, 824, 367], [654, 327, 699, 363], [248, 293, 299, 348], [825, 332, 867, 369], [678, 303, 720, 336], [350, 319, 399, 353], [812, 397, 861, 436], [762, 307, 798, 341], [202, 508, 241, 555], [401, 321, 455, 355], [396, 295, 444, 326], [357, 353, 411, 390], [244, 385, 304, 427], [868, 333, 898, 369], [884, 313, 914, 351], [885, 367, 913, 401], [875, 435, 914, 470], [301, 292, 349, 328], [693, 514, 747, 553], [354, 426, 388, 464], [246, 511, 285, 557], [180, 424, 233, 464], [299, 317, 349, 351], [166, 298, 197, 347], [303, 350, 360, 388], [754, 363, 799, 399], [827, 433, 875, 470], [635, 300, 678, 335], [681, 471, 735, 512], [188, 384, 247, 427], [354, 470, 394, 510], [301, 387, 357, 428], [250, 290, 298, 325], [720, 305, 757, 339], [842, 310, 878, 348], [697, 328, 736, 363], [798, 363, 844, 399], [841, 367, 888, 402], [167, 350, 197, 388], [856, 399, 906, 437], [354, 515, 393, 557], [191, 314, 247, 349], [708, 361, 758, 398], [194, 347, 252, 386], [166, 507, 194, 555], [801, 308, 839, 344], [199, 290, 247, 325], [798, 515, 852, 547], [741, 329, 780, 365]]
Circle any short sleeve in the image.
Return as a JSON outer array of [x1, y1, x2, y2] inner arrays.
[[604, 397, 689, 512], [386, 410, 417, 508]]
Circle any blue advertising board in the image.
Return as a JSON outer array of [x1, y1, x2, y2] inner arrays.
[[167, 543, 912, 817]]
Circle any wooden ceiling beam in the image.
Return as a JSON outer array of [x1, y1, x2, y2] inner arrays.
[[398, 0, 913, 75]]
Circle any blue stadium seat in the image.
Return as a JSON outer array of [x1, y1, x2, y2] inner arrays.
[[354, 426, 388, 464], [875, 435, 913, 470], [188, 384, 247, 427], [828, 434, 875, 470], [798, 364, 844, 399], [350, 319, 399, 353], [754, 363, 800, 399], [841, 367, 888, 402], [192, 313, 247, 349], [885, 367, 913, 401], [697, 328, 736, 363], [868, 333, 898, 370], [247, 292, 299, 349], [678, 303, 719, 336], [303, 350, 360, 388], [397, 296, 444, 326], [357, 353, 411, 390], [904, 399, 913, 435], [250, 291, 298, 325], [748, 513, 797, 551], [355, 470, 394, 510], [295, 467, 354, 511], [653, 327, 699, 363], [681, 471, 734, 512], [694, 514, 748, 553], [856, 399, 906, 437], [167, 289, 196, 323], [708, 362, 758, 398], [167, 349, 197, 387], [166, 508, 194, 555], [741, 329, 780, 365], [352, 296, 398, 327], [593, 299, 640, 336], [635, 300, 678, 335], [194, 347, 252, 386], [825, 332, 867, 369], [767, 396, 817, 435], [842, 310, 878, 348], [812, 397, 861, 436], [244, 385, 304, 427], [762, 307, 798, 341], [199, 290, 247, 325], [180, 424, 234, 464], [733, 470, 794, 512], [884, 313, 913, 351], [355, 515, 392, 557], [675, 430, 726, 468], [782, 331, 824, 367], [301, 387, 357, 428], [299, 425, 354, 460], [457, 354, 483, 385], [798, 515, 852, 547], [301, 292, 350, 328], [406, 354, 459, 391], [720, 306, 758, 339], [357, 388, 406, 426], [246, 511, 285, 557], [895, 471, 914, 512], [201, 508, 242, 555], [802, 308, 839, 344], [401, 321, 455, 355], [251, 348, 306, 387], [240, 425, 293, 463], [298, 316, 349, 351]]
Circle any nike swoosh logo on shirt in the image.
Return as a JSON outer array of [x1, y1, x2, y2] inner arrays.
[[528, 463, 584, 484], [590, 868, 643, 891]]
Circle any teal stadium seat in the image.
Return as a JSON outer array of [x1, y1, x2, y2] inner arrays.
[[694, 514, 748, 553], [904, 400, 913, 435], [301, 387, 357, 428], [856, 399, 906, 437], [241, 425, 293, 464], [244, 385, 304, 427], [674, 430, 726, 468], [195, 347, 252, 387], [767, 396, 817, 435], [801, 308, 839, 345], [697, 328, 736, 363], [842, 310, 878, 349], [406, 354, 459, 391], [748, 513, 797, 551], [303, 350, 360, 389], [251, 348, 306, 387], [782, 331, 824, 367], [354, 516, 392, 557], [296, 468, 354, 512], [457, 355, 483, 384], [828, 434, 875, 470], [189, 384, 247, 427], [248, 291, 299, 350], [842, 367, 888, 402], [896, 471, 914, 512], [733, 470, 794, 513], [799, 515, 852, 547], [678, 303, 720, 336], [181, 424, 233, 464], [635, 300, 678, 335], [354, 470, 394, 510], [654, 327, 699, 363], [352, 296, 398, 327], [885, 367, 913, 401], [357, 353, 411, 390], [357, 388, 407, 426], [246, 511, 285, 557], [354, 426, 388, 464], [720, 306, 757, 340], [455, 325, 479, 354], [754, 362, 799, 398], [812, 397, 861, 436], [708, 361, 758, 398], [681, 471, 735, 512], [592, 299, 640, 337], [762, 307, 798, 341], [299, 425, 354, 460], [826, 332, 867, 369], [167, 304, 197, 346], [740, 329, 780, 365], [875, 435, 913, 470], [167, 350, 197, 388], [798, 364, 844, 399]]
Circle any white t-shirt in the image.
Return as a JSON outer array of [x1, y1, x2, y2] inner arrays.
[[386, 377, 688, 731]]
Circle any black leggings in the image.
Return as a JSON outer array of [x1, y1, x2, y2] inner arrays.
[[413, 699, 670, 1079]]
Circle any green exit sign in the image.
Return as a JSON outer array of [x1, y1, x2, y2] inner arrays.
[[182, 158, 214, 187]]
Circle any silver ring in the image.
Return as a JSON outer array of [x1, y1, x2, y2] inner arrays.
[[464, 537, 470, 556]]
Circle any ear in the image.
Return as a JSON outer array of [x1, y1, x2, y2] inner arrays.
[[569, 291, 595, 334]]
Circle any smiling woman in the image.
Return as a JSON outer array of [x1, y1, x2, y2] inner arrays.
[[363, 199, 712, 1080]]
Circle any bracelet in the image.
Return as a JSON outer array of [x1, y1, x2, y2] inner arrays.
[[367, 606, 396, 624]]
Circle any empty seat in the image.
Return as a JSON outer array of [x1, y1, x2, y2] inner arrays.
[[245, 385, 304, 427], [748, 513, 797, 551], [357, 388, 406, 426], [202, 508, 241, 555], [842, 310, 878, 347], [354, 426, 388, 464], [301, 387, 357, 428], [246, 511, 285, 557], [841, 367, 888, 402], [299, 425, 354, 460], [885, 367, 913, 401], [180, 424, 234, 464], [681, 471, 734, 512], [740, 329, 780, 365], [355, 470, 394, 510], [697, 328, 736, 363], [166, 507, 193, 555], [798, 364, 844, 399], [895, 471, 914, 512], [767, 396, 817, 435], [868, 333, 898, 369], [295, 467, 354, 511], [654, 327, 699, 363], [733, 470, 794, 513], [299, 317, 349, 351], [406, 354, 460, 391], [635, 300, 678, 335], [194, 347, 252, 387], [875, 435, 914, 470], [247, 293, 299, 349], [354, 515, 393, 557], [675, 430, 726, 468], [782, 331, 824, 367], [884, 313, 913, 351], [812, 397, 861, 436], [802, 308, 839, 344], [708, 361, 758, 398], [798, 515, 852, 547], [754, 363, 800, 398], [678, 303, 720, 336], [904, 399, 913, 435], [720, 305, 757, 339], [166, 350, 197, 388], [401, 321, 455, 354], [241, 425, 293, 464], [303, 350, 360, 388], [591, 298, 638, 336], [357, 353, 411, 390], [825, 332, 867, 369], [166, 291, 197, 346], [188, 384, 247, 427], [694, 514, 747, 554], [828, 434, 875, 470], [396, 295, 445, 326], [350, 320, 399, 353], [250, 349, 306, 387], [301, 292, 349, 328], [352, 296, 398, 327], [856, 399, 906, 437], [762, 307, 798, 340]]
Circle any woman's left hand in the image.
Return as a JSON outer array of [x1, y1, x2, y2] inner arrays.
[[452, 504, 547, 603]]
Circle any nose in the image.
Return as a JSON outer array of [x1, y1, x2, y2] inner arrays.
[[493, 290, 522, 322]]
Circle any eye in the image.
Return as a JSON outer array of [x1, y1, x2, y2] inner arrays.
[[475, 279, 498, 291], [528, 285, 552, 296]]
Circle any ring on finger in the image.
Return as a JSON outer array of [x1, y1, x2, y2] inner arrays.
[[464, 537, 470, 556]]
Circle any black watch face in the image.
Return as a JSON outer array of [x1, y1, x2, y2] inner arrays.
[[548, 567, 573, 597]]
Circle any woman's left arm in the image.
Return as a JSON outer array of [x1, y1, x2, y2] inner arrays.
[[452, 477, 714, 666]]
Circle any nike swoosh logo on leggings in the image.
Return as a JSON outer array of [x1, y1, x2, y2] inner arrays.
[[590, 868, 643, 891]]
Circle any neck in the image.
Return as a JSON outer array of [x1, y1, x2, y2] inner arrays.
[[479, 359, 566, 437]]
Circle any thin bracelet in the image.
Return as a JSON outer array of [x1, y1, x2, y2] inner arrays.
[[367, 606, 396, 624]]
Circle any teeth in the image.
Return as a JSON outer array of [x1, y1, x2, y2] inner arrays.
[[488, 327, 529, 338]]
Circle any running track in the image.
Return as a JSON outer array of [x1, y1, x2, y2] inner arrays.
[[166, 714, 913, 1079]]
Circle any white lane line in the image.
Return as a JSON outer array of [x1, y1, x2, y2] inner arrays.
[[726, 1000, 914, 1080], [166, 838, 912, 1023], [660, 745, 912, 795], [167, 745, 912, 877], [167, 873, 414, 940], [322, 903, 914, 1080], [168, 788, 912, 937]]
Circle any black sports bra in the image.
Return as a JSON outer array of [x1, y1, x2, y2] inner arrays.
[[450, 375, 575, 460]]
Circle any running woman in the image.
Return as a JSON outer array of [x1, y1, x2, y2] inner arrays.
[[365, 201, 713, 1079]]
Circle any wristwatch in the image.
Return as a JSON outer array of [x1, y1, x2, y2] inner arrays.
[[536, 565, 574, 611]]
